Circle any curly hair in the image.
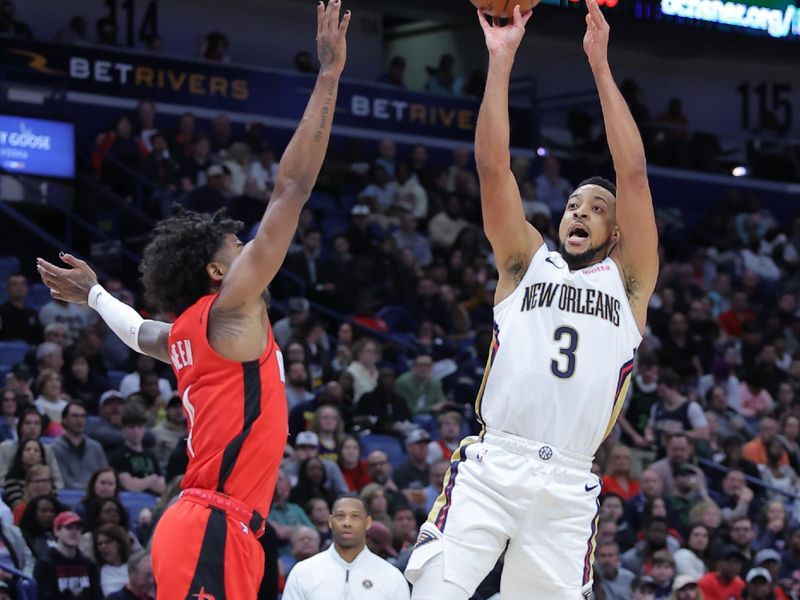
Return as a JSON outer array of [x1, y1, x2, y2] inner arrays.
[[139, 206, 243, 314]]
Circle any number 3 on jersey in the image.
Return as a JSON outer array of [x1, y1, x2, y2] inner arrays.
[[551, 326, 578, 379]]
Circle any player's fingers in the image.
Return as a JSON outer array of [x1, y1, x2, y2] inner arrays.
[[330, 0, 341, 33], [477, 9, 491, 31], [493, 16, 501, 27], [36, 259, 68, 278], [512, 4, 523, 26], [339, 9, 351, 38], [521, 10, 533, 26], [59, 253, 86, 269], [588, 0, 605, 23], [317, 1, 324, 39]]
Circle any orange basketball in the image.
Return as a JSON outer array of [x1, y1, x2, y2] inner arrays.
[[469, 0, 541, 18]]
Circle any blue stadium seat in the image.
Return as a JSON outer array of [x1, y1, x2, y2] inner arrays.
[[413, 414, 438, 438], [107, 370, 127, 391], [0, 256, 20, 282], [57, 488, 84, 509], [376, 305, 417, 334], [0, 560, 37, 600], [27, 283, 52, 311], [320, 215, 350, 239], [307, 192, 339, 217], [0, 341, 28, 366], [359, 433, 405, 469], [120, 491, 158, 522], [0, 365, 9, 384]]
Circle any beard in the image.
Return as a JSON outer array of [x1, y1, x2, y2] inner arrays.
[[557, 240, 607, 271]]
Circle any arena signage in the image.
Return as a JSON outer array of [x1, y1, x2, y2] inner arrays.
[[0, 114, 75, 178], [1, 40, 531, 147], [660, 0, 799, 37]]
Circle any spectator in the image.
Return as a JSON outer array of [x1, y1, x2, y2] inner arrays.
[[366, 520, 398, 562], [659, 313, 703, 381], [535, 157, 573, 212], [98, 115, 148, 198], [739, 373, 775, 420], [2, 438, 46, 509], [282, 525, 321, 573], [597, 541, 636, 600], [674, 524, 711, 578], [150, 395, 186, 470], [424, 54, 463, 96], [11, 463, 53, 523], [19, 495, 62, 559], [669, 574, 702, 600], [751, 549, 786, 598], [603, 445, 641, 501], [709, 469, 758, 525], [356, 368, 413, 435], [85, 391, 126, 454], [337, 435, 371, 491], [62, 353, 106, 413], [395, 354, 446, 415], [311, 405, 345, 462], [210, 114, 232, 154], [201, 31, 230, 62], [273, 297, 310, 349], [0, 389, 18, 442], [4, 363, 33, 404], [374, 140, 397, 178], [378, 56, 406, 88], [34, 368, 69, 434], [624, 468, 664, 533], [428, 195, 469, 250], [305, 498, 332, 549], [289, 457, 336, 508], [81, 498, 141, 562], [0, 0, 31, 38], [96, 16, 117, 45], [424, 459, 449, 513], [94, 523, 132, 597], [390, 505, 417, 553], [108, 406, 165, 495], [743, 418, 789, 466], [649, 434, 707, 498], [186, 164, 231, 213], [282, 495, 410, 599], [777, 526, 800, 593], [287, 431, 349, 498], [393, 213, 433, 267], [0, 408, 64, 488], [75, 467, 120, 521], [249, 143, 279, 192], [392, 429, 431, 491], [284, 362, 315, 413], [268, 469, 313, 555], [621, 517, 680, 576], [650, 549, 676, 598], [698, 544, 746, 600], [757, 438, 799, 503], [618, 355, 659, 469], [715, 435, 762, 492], [719, 291, 756, 339], [105, 550, 155, 600], [51, 403, 108, 490], [647, 376, 710, 459], [729, 516, 757, 571], [347, 339, 381, 403], [427, 411, 462, 463], [179, 132, 212, 190], [0, 273, 42, 343], [0, 509, 33, 580], [119, 355, 172, 401], [360, 483, 392, 527]]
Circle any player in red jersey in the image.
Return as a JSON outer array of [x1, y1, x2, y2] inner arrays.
[[36, 2, 350, 597]]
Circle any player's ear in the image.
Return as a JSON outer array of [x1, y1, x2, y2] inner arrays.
[[206, 260, 225, 282], [611, 226, 621, 243]]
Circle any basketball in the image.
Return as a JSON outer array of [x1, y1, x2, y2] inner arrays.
[[469, 0, 541, 18]]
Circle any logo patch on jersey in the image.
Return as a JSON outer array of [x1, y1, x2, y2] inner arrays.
[[362, 579, 374, 589], [414, 530, 437, 549], [545, 256, 566, 269], [192, 588, 216, 600], [538, 446, 553, 460], [240, 522, 249, 535]]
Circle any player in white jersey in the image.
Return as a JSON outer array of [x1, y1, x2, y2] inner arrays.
[[405, 2, 659, 599]]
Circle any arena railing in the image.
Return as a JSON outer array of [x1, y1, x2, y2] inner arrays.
[[697, 457, 800, 504]]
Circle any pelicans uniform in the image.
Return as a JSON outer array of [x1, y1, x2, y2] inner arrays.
[[151, 294, 287, 599], [406, 245, 642, 599]]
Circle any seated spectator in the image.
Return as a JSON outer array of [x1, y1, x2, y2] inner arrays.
[[150, 395, 186, 471], [0, 408, 64, 488], [621, 517, 680, 576], [105, 550, 155, 600], [356, 368, 413, 436], [427, 411, 462, 463], [33, 511, 101, 599], [19, 495, 63, 559], [424, 54, 463, 96], [669, 574, 701, 600], [423, 459, 449, 514], [0, 1, 32, 39], [393, 214, 433, 267], [282, 525, 321, 574], [729, 516, 757, 570], [688, 500, 723, 540], [705, 384, 752, 443], [603, 445, 641, 501], [535, 157, 573, 212], [0, 389, 18, 442], [178, 132, 212, 191], [186, 164, 231, 213], [395, 354, 446, 416], [346, 339, 381, 402], [743, 418, 789, 467], [428, 195, 469, 250], [34, 368, 69, 435], [2, 438, 46, 509], [81, 498, 141, 561], [360, 483, 392, 528], [51, 402, 108, 490], [758, 438, 799, 503], [85, 390, 126, 454], [0, 273, 42, 343], [75, 467, 120, 521], [4, 363, 33, 405], [667, 463, 708, 539], [109, 406, 165, 495], [649, 434, 707, 498], [305, 498, 332, 549], [698, 544, 746, 600], [673, 524, 711, 579], [268, 469, 313, 556], [94, 523, 132, 597], [286, 431, 348, 498], [624, 468, 665, 534], [249, 143, 279, 192], [650, 549, 676, 598], [646, 373, 709, 458], [393, 429, 431, 493], [11, 463, 54, 524], [709, 469, 759, 525], [62, 353, 106, 413], [778, 525, 800, 593], [739, 372, 775, 420], [289, 457, 336, 509], [713, 434, 762, 493], [390, 505, 417, 553], [378, 56, 406, 88], [366, 520, 398, 563], [603, 493, 637, 552], [119, 355, 172, 401], [311, 405, 345, 462], [754, 500, 788, 554], [597, 541, 636, 600], [337, 435, 371, 492], [365, 451, 408, 513], [285, 361, 315, 411]]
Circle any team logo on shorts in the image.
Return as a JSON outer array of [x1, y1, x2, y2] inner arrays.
[[362, 579, 373, 589], [538, 446, 553, 460], [414, 530, 437, 549]]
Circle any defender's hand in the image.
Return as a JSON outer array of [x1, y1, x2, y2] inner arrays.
[[317, 0, 351, 77], [37, 253, 99, 304], [477, 5, 532, 61], [583, 0, 610, 69]]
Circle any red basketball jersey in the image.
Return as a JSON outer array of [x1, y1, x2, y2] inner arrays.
[[168, 294, 287, 516]]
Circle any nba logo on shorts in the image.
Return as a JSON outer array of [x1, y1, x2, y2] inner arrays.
[[538, 446, 553, 460]]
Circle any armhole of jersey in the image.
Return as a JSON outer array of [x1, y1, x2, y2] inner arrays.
[[493, 244, 549, 317], [606, 258, 643, 344]]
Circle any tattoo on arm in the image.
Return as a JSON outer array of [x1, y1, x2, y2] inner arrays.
[[314, 79, 337, 143]]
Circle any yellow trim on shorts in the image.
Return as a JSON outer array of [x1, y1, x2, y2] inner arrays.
[[426, 436, 480, 525], [473, 330, 498, 428], [601, 368, 634, 441]]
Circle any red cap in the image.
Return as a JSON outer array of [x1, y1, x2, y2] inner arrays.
[[53, 511, 83, 532]]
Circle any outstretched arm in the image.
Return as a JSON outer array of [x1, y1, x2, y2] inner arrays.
[[584, 0, 658, 330], [215, 0, 350, 311], [37, 254, 171, 364], [475, 7, 543, 303]]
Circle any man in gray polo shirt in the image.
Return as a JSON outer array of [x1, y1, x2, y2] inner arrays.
[[51, 402, 107, 489]]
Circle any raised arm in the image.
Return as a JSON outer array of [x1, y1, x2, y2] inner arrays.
[[37, 254, 171, 364], [215, 0, 350, 310], [475, 7, 543, 303], [584, 0, 658, 329]]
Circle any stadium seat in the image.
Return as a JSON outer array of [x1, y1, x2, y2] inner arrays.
[[107, 370, 127, 391], [320, 215, 350, 239], [120, 491, 158, 522], [0, 341, 29, 367], [307, 192, 339, 217], [359, 433, 405, 469], [376, 305, 417, 333], [27, 283, 52, 311], [0, 256, 20, 282], [57, 488, 84, 509], [0, 561, 37, 600]]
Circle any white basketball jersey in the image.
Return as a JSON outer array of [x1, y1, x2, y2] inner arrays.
[[477, 244, 643, 457]]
